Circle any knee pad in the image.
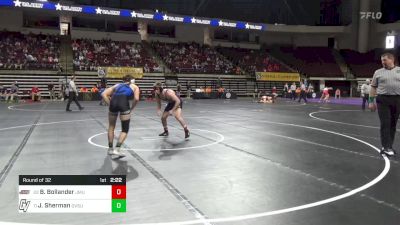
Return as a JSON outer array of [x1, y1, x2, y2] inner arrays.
[[121, 119, 130, 133]]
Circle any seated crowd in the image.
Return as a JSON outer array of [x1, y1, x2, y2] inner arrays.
[[3, 31, 396, 80], [217, 47, 292, 74], [72, 39, 161, 72], [0, 31, 60, 70], [152, 41, 239, 74], [0, 80, 105, 103]]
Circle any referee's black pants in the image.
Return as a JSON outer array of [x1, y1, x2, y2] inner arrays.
[[291, 91, 297, 100], [66, 91, 83, 110], [362, 94, 369, 110], [298, 90, 307, 103], [376, 95, 400, 149]]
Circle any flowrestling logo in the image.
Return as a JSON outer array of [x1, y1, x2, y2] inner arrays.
[[360, 11, 382, 20]]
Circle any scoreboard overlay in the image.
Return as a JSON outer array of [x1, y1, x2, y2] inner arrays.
[[18, 175, 126, 213]]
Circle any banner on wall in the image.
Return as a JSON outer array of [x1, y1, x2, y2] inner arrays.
[[98, 67, 143, 79], [255, 72, 300, 82], [0, 0, 266, 31]]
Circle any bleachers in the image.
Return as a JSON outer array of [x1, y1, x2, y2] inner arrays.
[[151, 41, 237, 74], [0, 31, 60, 70], [217, 47, 293, 74], [340, 49, 382, 78], [0, 71, 62, 99], [72, 39, 161, 72], [176, 74, 248, 97], [0, 71, 166, 100], [0, 71, 257, 100], [174, 75, 286, 98], [2, 30, 381, 99], [277, 47, 343, 77], [74, 71, 165, 98]]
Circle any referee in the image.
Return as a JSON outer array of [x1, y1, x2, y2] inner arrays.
[[370, 52, 400, 156], [66, 75, 84, 112], [298, 82, 307, 103]]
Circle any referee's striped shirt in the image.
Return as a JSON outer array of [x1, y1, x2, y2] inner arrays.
[[371, 66, 400, 95]]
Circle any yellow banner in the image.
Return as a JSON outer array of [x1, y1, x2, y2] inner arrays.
[[256, 72, 300, 82], [101, 67, 143, 79]]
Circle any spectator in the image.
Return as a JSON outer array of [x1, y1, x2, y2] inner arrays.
[[176, 83, 182, 98], [307, 83, 315, 98], [283, 83, 289, 98], [290, 82, 297, 100], [153, 64, 162, 72], [98, 83, 107, 106], [80, 87, 88, 92], [254, 86, 259, 99], [48, 81, 55, 101], [152, 42, 235, 74], [218, 86, 225, 98], [91, 84, 99, 93], [272, 86, 278, 100], [235, 66, 241, 75], [103, 57, 110, 66], [298, 82, 308, 103], [15, 60, 23, 69], [0, 84, 6, 100], [0, 32, 60, 70], [361, 79, 371, 111], [217, 47, 291, 74], [72, 39, 159, 72], [308, 83, 314, 93], [335, 88, 341, 99], [6, 81, 19, 102], [73, 59, 80, 68], [26, 54, 35, 62], [31, 85, 41, 101], [186, 81, 191, 99], [144, 64, 150, 73]]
